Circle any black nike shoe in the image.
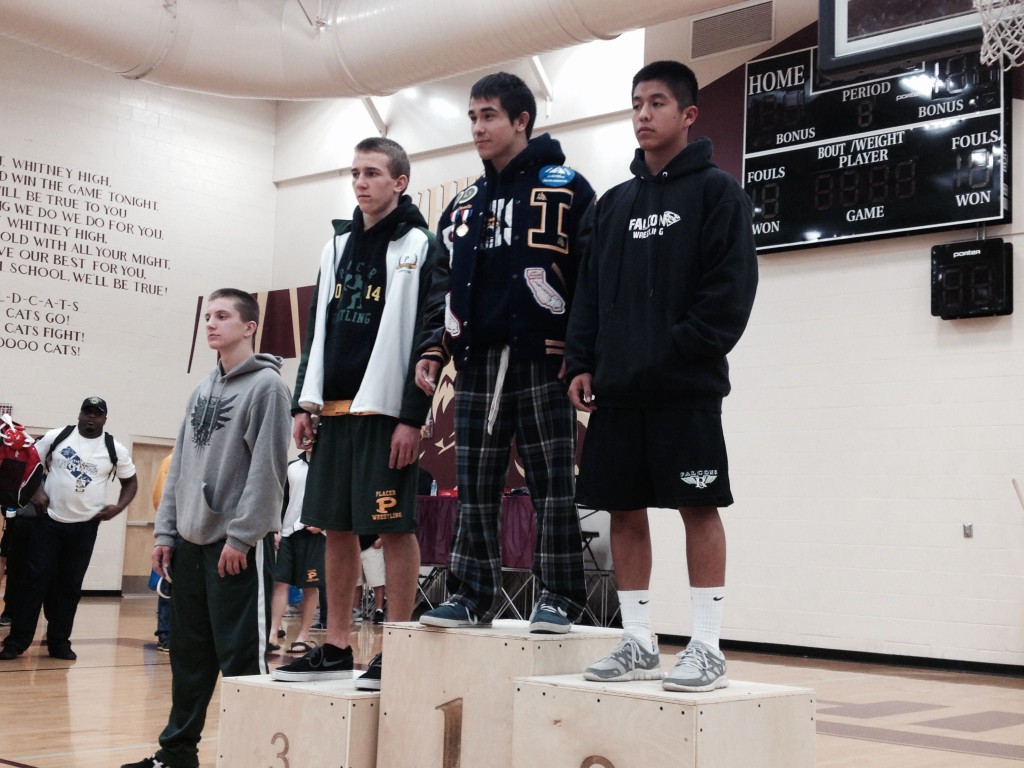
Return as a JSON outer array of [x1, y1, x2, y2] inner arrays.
[[271, 643, 354, 682], [355, 652, 382, 690]]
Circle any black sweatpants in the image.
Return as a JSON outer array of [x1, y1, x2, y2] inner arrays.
[[155, 535, 274, 768], [3, 515, 98, 655], [1, 514, 36, 621]]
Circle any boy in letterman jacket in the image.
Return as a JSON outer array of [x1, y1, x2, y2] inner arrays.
[[416, 72, 594, 633], [126, 288, 290, 768], [566, 61, 758, 692]]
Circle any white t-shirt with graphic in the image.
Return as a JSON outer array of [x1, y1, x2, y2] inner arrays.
[[34, 428, 136, 523], [280, 456, 309, 537]]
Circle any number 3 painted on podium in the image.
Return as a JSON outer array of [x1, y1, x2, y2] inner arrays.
[[270, 731, 290, 768]]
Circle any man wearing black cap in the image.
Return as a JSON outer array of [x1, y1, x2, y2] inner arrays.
[[0, 396, 138, 660]]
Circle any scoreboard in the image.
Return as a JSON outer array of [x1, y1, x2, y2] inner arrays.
[[743, 47, 1010, 252]]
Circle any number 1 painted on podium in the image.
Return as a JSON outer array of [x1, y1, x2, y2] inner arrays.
[[436, 696, 616, 768], [436, 698, 463, 768]]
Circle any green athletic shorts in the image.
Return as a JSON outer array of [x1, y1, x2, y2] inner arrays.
[[301, 414, 418, 534]]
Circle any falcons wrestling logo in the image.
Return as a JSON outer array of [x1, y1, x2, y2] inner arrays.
[[680, 470, 718, 489]]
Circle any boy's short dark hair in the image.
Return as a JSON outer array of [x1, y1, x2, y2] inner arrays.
[[632, 60, 699, 109], [470, 72, 537, 138], [209, 288, 260, 326], [354, 137, 411, 182]]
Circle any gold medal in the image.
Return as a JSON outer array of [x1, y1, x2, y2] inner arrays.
[[456, 224, 469, 237]]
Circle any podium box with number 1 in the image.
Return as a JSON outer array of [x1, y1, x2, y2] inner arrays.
[[378, 621, 620, 768]]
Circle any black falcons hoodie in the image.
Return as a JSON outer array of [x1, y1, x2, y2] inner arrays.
[[565, 138, 758, 410]]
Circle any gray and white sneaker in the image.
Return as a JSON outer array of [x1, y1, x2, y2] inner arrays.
[[662, 639, 728, 692], [583, 635, 663, 682]]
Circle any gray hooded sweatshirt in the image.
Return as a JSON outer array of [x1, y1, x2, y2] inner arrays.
[[155, 353, 292, 554]]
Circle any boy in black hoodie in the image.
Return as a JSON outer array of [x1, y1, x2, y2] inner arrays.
[[278, 137, 435, 691], [566, 61, 758, 692], [416, 72, 592, 634]]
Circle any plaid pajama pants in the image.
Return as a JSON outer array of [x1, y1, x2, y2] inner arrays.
[[447, 348, 587, 621]]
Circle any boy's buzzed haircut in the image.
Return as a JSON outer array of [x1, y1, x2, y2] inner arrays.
[[355, 136, 411, 182], [209, 288, 260, 326], [632, 60, 699, 109], [470, 72, 537, 138]]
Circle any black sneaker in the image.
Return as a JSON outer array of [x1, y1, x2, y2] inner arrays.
[[120, 756, 171, 768], [48, 645, 77, 661], [271, 643, 353, 682], [373, 608, 385, 624], [355, 652, 382, 690], [0, 613, 11, 627]]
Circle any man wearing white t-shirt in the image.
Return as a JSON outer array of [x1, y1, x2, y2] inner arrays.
[[0, 396, 138, 661]]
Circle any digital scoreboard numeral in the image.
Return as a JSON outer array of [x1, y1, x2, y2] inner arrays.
[[749, 182, 781, 220], [954, 148, 994, 190], [810, 158, 917, 212], [931, 239, 1012, 320], [937, 54, 971, 95]]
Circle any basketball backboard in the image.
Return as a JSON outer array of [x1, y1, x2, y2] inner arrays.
[[819, 0, 983, 75]]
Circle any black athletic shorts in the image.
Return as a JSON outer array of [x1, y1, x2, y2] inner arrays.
[[273, 528, 325, 587], [576, 406, 733, 510]]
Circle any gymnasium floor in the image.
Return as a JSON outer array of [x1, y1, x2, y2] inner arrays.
[[0, 594, 1020, 767]]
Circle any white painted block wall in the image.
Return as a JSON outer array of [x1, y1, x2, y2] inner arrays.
[[0, 39, 278, 589]]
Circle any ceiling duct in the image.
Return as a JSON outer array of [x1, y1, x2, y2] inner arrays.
[[691, 1, 774, 59], [0, 0, 704, 99]]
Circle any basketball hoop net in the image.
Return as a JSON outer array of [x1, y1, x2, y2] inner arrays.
[[975, 0, 1024, 70]]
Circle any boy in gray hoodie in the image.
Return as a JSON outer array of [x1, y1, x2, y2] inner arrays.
[[124, 288, 291, 768]]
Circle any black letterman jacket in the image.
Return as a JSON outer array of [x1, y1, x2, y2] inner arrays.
[[418, 133, 595, 370]]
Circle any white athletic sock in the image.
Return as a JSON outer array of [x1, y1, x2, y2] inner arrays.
[[618, 590, 654, 652], [689, 586, 725, 650]]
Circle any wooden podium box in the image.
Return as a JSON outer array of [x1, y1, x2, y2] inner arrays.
[[512, 674, 815, 768], [377, 620, 621, 768], [217, 675, 379, 768]]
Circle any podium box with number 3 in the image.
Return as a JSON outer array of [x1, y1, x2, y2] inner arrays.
[[217, 676, 379, 768]]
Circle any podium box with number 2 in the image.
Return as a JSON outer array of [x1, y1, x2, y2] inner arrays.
[[513, 674, 815, 768]]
